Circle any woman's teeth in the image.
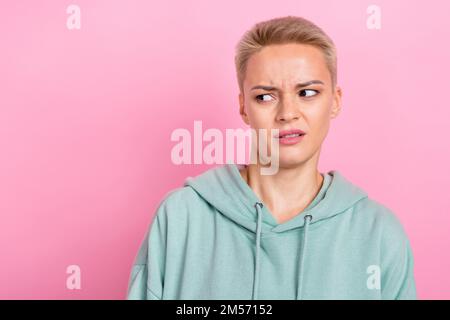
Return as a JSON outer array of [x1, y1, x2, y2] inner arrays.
[[281, 133, 300, 138]]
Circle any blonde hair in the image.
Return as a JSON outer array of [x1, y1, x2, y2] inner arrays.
[[234, 16, 337, 93]]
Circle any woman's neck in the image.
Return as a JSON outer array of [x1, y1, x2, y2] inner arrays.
[[239, 162, 324, 224]]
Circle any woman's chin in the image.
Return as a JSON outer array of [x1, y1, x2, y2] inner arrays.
[[276, 154, 308, 168]]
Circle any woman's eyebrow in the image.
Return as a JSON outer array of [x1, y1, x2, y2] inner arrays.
[[251, 80, 324, 91]]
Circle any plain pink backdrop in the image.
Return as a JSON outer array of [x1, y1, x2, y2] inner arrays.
[[1, 0, 449, 299]]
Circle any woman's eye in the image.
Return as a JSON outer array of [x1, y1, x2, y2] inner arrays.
[[255, 94, 274, 102], [300, 89, 319, 97]]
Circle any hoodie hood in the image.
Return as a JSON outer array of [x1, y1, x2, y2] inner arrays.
[[184, 163, 368, 233], [184, 163, 369, 300]]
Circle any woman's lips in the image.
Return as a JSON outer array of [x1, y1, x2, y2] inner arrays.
[[277, 133, 305, 145], [274, 129, 306, 145]]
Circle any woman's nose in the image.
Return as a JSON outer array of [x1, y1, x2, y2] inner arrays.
[[276, 97, 301, 122]]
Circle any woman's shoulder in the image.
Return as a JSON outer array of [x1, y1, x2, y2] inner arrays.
[[161, 185, 199, 203], [152, 185, 209, 221], [351, 196, 411, 244]]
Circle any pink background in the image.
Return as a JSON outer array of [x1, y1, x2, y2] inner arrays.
[[1, 0, 449, 299]]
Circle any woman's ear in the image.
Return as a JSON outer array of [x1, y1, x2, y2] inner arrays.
[[330, 85, 343, 119], [239, 93, 250, 125]]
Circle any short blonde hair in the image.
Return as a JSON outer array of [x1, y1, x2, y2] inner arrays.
[[234, 16, 337, 93]]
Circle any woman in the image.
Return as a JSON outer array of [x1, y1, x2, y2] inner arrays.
[[127, 16, 416, 300]]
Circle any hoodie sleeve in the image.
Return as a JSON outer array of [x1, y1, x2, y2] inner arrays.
[[380, 211, 417, 300], [126, 201, 168, 300]]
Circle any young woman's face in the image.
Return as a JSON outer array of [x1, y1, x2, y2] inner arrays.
[[239, 43, 342, 168]]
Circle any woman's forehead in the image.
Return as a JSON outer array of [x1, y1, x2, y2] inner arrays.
[[244, 46, 330, 89]]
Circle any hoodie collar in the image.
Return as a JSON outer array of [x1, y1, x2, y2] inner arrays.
[[184, 163, 368, 234]]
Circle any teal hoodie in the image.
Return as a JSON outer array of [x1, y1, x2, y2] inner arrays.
[[127, 163, 416, 300]]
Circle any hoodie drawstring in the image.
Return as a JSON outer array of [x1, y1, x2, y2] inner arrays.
[[252, 202, 312, 300], [252, 202, 263, 300], [297, 214, 312, 300]]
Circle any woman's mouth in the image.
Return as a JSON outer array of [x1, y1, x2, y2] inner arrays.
[[275, 129, 306, 145]]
